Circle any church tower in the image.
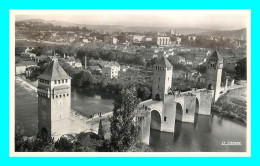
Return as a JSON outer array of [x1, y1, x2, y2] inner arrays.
[[205, 50, 223, 102], [152, 56, 173, 101], [37, 58, 71, 139]]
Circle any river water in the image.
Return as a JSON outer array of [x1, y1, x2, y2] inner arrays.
[[15, 78, 246, 152]]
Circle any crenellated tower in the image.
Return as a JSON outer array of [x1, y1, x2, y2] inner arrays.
[[37, 58, 71, 139], [205, 50, 223, 102], [152, 56, 173, 101]]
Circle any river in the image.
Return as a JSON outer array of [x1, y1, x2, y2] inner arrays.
[[15, 78, 246, 152]]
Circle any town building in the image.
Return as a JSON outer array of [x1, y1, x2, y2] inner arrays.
[[127, 35, 145, 43], [65, 57, 82, 68], [82, 39, 89, 43], [89, 66, 102, 74], [199, 75, 206, 84], [102, 65, 120, 79], [192, 57, 207, 68], [15, 61, 37, 75], [156, 37, 171, 46], [20, 52, 36, 59], [104, 36, 118, 45], [172, 70, 186, 79], [170, 29, 176, 36]]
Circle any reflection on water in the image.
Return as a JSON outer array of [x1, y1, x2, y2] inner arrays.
[[71, 88, 116, 117], [150, 114, 246, 152], [16, 79, 247, 152]]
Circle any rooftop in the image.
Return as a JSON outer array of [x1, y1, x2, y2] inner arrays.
[[209, 50, 223, 61], [155, 56, 172, 68], [37, 58, 71, 81], [16, 61, 37, 66]]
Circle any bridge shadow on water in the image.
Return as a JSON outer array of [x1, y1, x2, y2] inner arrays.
[[149, 114, 214, 152]]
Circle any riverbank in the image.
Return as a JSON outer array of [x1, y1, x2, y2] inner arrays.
[[212, 87, 247, 123]]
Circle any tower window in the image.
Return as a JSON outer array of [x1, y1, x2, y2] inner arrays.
[[62, 79, 64, 83], [58, 80, 60, 84], [55, 80, 57, 84], [186, 109, 188, 113], [65, 79, 68, 83], [164, 117, 167, 122]]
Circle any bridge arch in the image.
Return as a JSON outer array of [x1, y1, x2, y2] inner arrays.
[[208, 84, 213, 90], [175, 102, 184, 121], [155, 94, 161, 101], [150, 110, 162, 131]]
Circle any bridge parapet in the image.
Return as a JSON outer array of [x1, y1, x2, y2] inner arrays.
[[135, 107, 150, 117]]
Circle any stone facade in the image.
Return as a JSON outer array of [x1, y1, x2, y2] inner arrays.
[[136, 53, 219, 145], [156, 37, 171, 46], [152, 57, 173, 101], [37, 58, 72, 139], [205, 50, 223, 102]]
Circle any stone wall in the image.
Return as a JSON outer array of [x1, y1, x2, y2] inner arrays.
[[161, 95, 176, 133], [182, 95, 196, 123], [198, 90, 213, 115]]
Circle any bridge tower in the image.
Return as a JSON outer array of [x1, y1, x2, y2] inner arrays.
[[205, 50, 223, 102], [37, 58, 71, 139], [152, 56, 173, 101]]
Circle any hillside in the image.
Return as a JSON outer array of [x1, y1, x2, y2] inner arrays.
[[16, 19, 214, 34], [200, 28, 246, 40]]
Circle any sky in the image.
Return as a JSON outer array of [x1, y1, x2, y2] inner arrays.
[[15, 10, 250, 30]]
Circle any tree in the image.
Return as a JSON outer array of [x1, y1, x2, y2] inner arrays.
[[75, 70, 96, 87], [54, 137, 74, 152], [235, 58, 247, 80], [98, 120, 105, 140], [136, 83, 152, 101], [196, 65, 207, 74], [109, 86, 141, 152]]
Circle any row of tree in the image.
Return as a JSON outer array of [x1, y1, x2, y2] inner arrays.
[[76, 48, 146, 66]]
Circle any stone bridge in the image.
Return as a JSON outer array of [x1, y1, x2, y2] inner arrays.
[[134, 88, 214, 145]]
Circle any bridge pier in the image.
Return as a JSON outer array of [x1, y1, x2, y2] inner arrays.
[[137, 89, 214, 145], [139, 115, 151, 145]]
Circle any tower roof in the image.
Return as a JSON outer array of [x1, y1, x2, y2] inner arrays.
[[38, 58, 71, 81], [155, 56, 172, 68], [209, 50, 223, 61]]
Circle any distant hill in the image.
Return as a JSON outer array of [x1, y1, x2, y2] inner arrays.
[[17, 19, 247, 38], [200, 28, 246, 40], [16, 19, 215, 34]]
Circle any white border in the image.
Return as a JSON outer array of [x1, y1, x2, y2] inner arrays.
[[9, 9, 251, 157]]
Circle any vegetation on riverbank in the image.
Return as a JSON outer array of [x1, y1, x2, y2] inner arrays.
[[212, 88, 247, 123], [15, 87, 153, 152]]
